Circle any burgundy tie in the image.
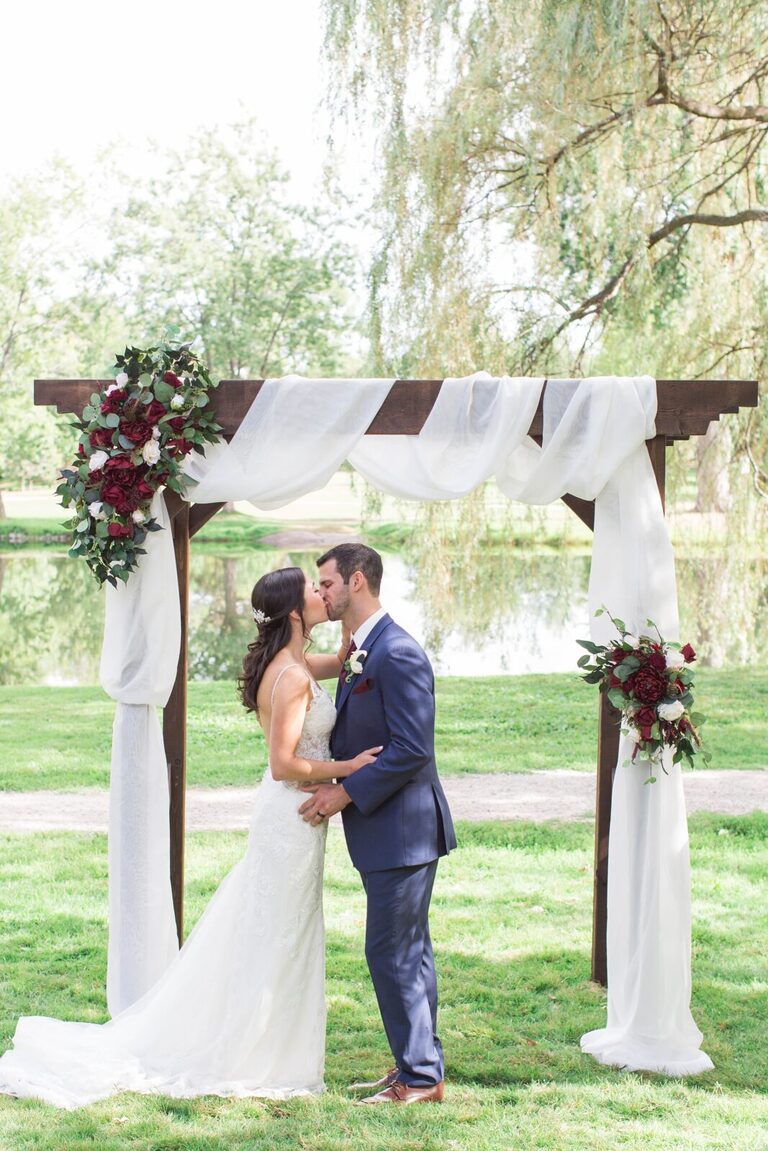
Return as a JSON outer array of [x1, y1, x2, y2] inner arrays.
[[340, 640, 357, 680]]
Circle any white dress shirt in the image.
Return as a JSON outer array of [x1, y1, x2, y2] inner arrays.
[[352, 607, 388, 651]]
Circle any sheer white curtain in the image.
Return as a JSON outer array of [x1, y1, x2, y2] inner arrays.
[[99, 493, 181, 1016], [99, 372, 711, 1073]]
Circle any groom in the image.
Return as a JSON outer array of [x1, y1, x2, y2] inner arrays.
[[299, 543, 456, 1104]]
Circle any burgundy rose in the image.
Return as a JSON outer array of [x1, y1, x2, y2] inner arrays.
[[608, 648, 625, 664], [145, 399, 167, 424], [630, 665, 667, 705], [104, 457, 143, 487], [166, 437, 193, 457], [136, 479, 154, 500], [101, 481, 140, 516], [634, 706, 657, 740], [119, 418, 154, 447], [107, 522, 133, 538], [101, 391, 124, 415], [90, 427, 114, 449], [647, 651, 666, 672], [681, 643, 696, 663], [163, 371, 183, 387], [77, 444, 85, 456], [168, 416, 186, 433]]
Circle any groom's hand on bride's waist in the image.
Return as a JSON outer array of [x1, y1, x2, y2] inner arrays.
[[299, 783, 352, 824]]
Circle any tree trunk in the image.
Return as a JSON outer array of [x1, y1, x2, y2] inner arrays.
[[0, 489, 6, 520], [223, 558, 239, 629]]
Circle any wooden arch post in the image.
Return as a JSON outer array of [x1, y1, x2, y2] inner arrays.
[[34, 376, 758, 976]]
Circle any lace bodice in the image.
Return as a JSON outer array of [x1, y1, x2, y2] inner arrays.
[[268, 667, 337, 786], [295, 680, 337, 762]]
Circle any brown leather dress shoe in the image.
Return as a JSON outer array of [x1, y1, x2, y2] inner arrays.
[[357, 1080, 444, 1105], [348, 1066, 400, 1091]]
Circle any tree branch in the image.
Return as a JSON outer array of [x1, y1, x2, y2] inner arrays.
[[662, 88, 768, 123], [648, 208, 768, 246], [527, 208, 768, 365]]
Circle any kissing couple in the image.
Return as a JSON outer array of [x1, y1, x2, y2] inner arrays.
[[0, 543, 456, 1109]]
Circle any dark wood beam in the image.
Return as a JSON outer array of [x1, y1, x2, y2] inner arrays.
[[34, 377, 759, 442]]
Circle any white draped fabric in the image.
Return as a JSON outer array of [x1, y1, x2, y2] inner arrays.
[[99, 492, 180, 1016], [100, 371, 711, 1074]]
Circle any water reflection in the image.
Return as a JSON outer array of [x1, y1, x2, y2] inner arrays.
[[0, 543, 765, 685]]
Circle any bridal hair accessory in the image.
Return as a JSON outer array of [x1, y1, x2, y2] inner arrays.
[[252, 609, 272, 626], [343, 649, 368, 683], [577, 608, 708, 783]]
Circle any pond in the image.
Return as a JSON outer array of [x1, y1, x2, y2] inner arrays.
[[1, 538, 765, 685]]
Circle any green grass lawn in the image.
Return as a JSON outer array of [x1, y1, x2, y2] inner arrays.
[[0, 815, 766, 1150], [1, 670, 766, 791]]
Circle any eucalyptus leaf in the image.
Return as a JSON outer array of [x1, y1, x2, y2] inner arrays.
[[153, 379, 176, 403], [105, 413, 120, 428]]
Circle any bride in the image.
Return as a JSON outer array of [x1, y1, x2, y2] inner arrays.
[[0, 567, 380, 1109]]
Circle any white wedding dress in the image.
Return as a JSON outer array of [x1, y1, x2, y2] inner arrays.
[[0, 673, 336, 1110]]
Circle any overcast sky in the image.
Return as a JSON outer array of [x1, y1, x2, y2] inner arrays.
[[2, 0, 337, 202]]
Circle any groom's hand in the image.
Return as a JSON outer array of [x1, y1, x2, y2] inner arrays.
[[299, 783, 352, 825]]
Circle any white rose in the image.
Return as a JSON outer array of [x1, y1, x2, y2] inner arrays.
[[658, 700, 685, 722], [89, 450, 109, 472], [170, 394, 186, 410], [152, 425, 161, 438], [624, 726, 643, 744], [89, 501, 104, 520], [115, 372, 129, 387], [665, 649, 685, 669], [349, 650, 367, 674], [623, 633, 640, 649], [105, 383, 120, 396], [142, 439, 161, 465], [132, 509, 146, 524]]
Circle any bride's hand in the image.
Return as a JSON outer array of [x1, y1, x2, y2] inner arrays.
[[348, 745, 383, 773]]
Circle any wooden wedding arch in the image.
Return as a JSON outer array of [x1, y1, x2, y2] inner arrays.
[[35, 375, 758, 985]]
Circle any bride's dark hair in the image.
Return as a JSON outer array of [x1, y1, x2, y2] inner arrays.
[[238, 567, 308, 713]]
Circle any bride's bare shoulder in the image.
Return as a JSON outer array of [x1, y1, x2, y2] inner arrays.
[[257, 659, 312, 715]]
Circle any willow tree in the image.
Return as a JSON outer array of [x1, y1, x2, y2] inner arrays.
[[322, 0, 768, 501]]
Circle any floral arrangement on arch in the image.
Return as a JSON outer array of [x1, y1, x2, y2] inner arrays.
[[57, 342, 222, 586], [577, 608, 709, 782]]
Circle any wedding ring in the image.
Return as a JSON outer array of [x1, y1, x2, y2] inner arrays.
[[316, 812, 326, 820]]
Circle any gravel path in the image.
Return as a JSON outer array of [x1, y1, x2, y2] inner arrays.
[[1, 770, 766, 833]]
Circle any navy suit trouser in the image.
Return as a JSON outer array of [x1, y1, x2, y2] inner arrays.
[[360, 859, 444, 1087]]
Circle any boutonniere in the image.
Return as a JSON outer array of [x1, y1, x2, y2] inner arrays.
[[343, 649, 368, 683]]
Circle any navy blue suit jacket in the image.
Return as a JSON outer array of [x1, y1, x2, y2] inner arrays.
[[334, 614, 456, 873]]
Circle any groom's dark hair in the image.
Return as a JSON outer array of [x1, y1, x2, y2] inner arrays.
[[317, 543, 383, 595]]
